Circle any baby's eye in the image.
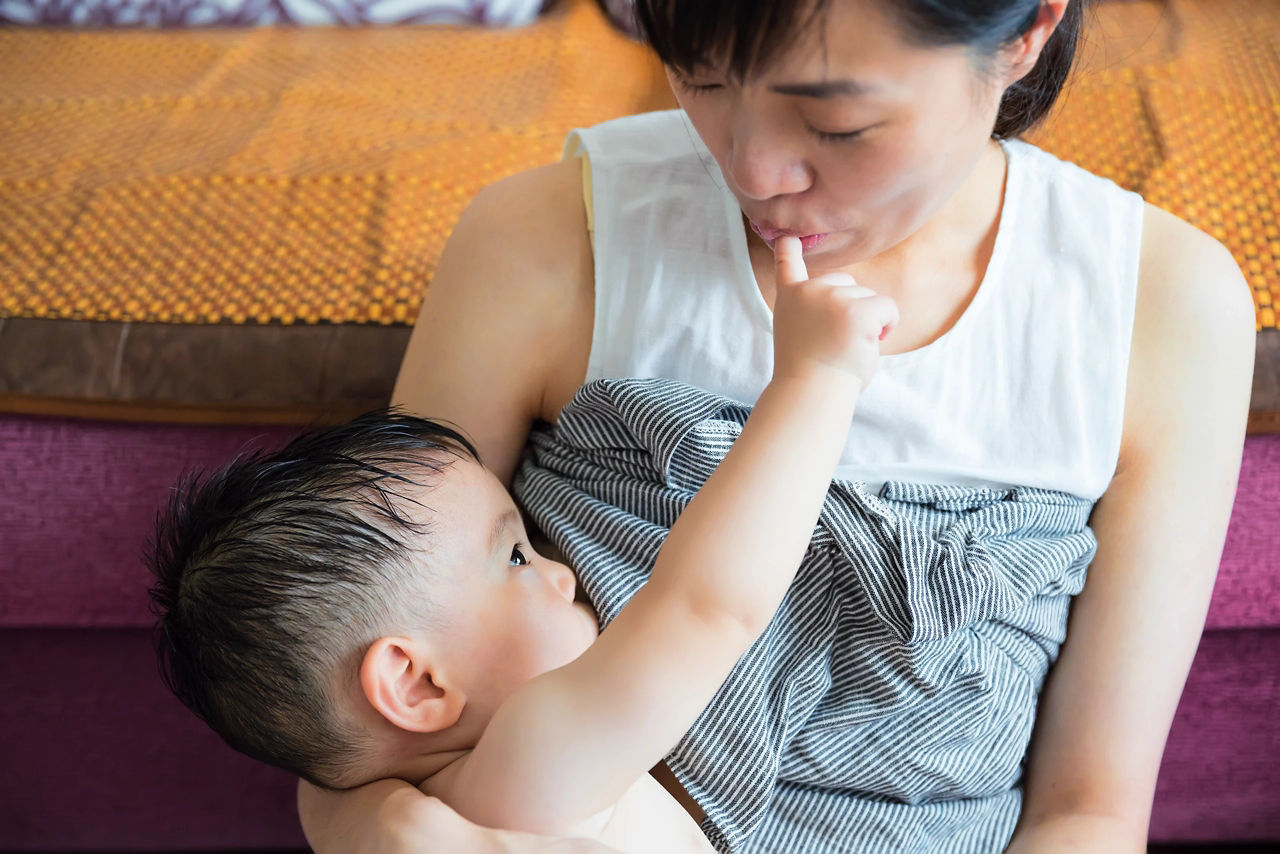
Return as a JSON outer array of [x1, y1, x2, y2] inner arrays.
[[509, 545, 529, 567]]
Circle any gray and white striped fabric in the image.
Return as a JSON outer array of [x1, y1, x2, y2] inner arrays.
[[514, 378, 1099, 853]]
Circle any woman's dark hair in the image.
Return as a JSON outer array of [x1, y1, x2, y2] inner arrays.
[[632, 0, 1087, 138]]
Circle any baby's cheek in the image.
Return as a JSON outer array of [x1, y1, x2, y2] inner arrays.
[[477, 605, 537, 680], [503, 609, 559, 679]]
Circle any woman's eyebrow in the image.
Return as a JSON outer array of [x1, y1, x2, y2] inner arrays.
[[768, 79, 876, 98]]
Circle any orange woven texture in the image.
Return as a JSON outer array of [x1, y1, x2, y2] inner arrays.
[[0, 0, 671, 325], [0, 0, 1276, 328], [1028, 0, 1279, 330]]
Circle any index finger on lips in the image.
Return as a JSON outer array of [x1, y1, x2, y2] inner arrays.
[[773, 235, 808, 287]]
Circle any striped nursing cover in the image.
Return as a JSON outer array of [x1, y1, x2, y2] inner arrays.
[[514, 378, 1098, 853]]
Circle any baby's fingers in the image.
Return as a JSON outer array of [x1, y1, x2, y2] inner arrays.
[[810, 272, 859, 291], [861, 294, 900, 341], [811, 274, 867, 296], [773, 236, 809, 287]]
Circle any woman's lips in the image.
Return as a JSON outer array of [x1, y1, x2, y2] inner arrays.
[[748, 218, 828, 252]]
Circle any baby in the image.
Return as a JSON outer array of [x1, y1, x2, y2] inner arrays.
[[148, 237, 896, 851]]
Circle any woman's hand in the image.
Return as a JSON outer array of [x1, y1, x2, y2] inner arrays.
[[297, 778, 623, 854], [770, 236, 899, 391]]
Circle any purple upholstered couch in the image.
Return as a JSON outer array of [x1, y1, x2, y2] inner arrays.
[[1, 415, 1278, 850]]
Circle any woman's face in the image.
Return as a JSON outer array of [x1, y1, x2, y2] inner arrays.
[[668, 0, 1011, 268]]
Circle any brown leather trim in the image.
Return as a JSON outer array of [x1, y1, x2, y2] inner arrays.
[[0, 394, 366, 426], [0, 317, 408, 424], [1250, 411, 1280, 434], [2, 317, 1278, 432], [1253, 331, 1280, 434]]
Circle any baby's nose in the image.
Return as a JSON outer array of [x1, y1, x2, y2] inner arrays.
[[545, 561, 577, 602]]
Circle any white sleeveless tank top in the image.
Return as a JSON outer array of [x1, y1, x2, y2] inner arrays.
[[565, 110, 1143, 501]]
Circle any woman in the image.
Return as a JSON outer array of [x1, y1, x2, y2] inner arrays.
[[299, 0, 1255, 850]]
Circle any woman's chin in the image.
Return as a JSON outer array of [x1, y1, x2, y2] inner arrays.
[[803, 232, 867, 267]]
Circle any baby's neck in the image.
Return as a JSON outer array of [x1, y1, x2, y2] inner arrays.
[[371, 704, 492, 786], [392, 747, 473, 788], [416, 747, 478, 798]]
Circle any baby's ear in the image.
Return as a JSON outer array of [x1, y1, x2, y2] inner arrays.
[[360, 636, 465, 734]]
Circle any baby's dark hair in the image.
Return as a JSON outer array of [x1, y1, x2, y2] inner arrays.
[[146, 409, 479, 789]]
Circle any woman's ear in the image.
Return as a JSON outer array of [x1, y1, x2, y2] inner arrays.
[[1003, 0, 1071, 84], [359, 636, 466, 734]]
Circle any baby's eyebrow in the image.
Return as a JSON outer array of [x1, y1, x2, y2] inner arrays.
[[488, 507, 522, 557]]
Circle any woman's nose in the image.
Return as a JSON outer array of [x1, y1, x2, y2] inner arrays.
[[727, 127, 813, 201]]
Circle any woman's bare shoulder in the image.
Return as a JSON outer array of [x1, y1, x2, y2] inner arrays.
[[1122, 202, 1255, 462], [457, 157, 594, 294], [1135, 203, 1253, 354], [392, 157, 594, 484], [465, 157, 596, 409], [1138, 203, 1247, 296], [469, 157, 591, 240]]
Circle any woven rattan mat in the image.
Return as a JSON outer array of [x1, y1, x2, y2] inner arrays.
[[1028, 0, 1279, 332], [0, 0, 672, 326], [1, 0, 1277, 330]]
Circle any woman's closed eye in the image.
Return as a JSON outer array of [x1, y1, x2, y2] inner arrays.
[[509, 544, 529, 567], [807, 123, 875, 143], [670, 71, 723, 96], [677, 80, 722, 96]]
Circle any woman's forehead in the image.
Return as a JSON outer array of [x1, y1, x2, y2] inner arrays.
[[685, 0, 932, 87]]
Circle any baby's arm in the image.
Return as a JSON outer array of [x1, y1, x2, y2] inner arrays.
[[440, 238, 898, 834]]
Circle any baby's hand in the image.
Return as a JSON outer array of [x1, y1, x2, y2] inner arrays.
[[771, 236, 899, 391]]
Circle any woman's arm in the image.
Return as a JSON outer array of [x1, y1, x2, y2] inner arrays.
[[391, 156, 594, 485], [298, 780, 623, 854], [298, 779, 436, 854], [300, 158, 596, 851], [1007, 205, 1256, 852]]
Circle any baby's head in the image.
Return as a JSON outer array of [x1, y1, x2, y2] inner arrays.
[[147, 411, 597, 790]]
